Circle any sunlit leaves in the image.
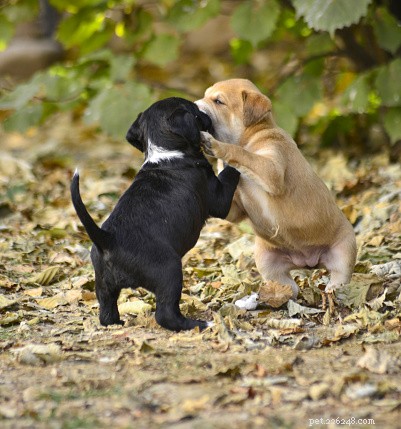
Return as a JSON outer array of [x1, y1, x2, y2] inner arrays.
[[0, 14, 14, 51], [57, 11, 113, 54], [375, 58, 401, 107], [230, 38, 253, 65], [109, 55, 136, 83], [373, 7, 401, 54], [342, 73, 371, 113], [3, 104, 43, 133], [168, 0, 220, 32], [84, 81, 154, 137], [275, 73, 323, 117], [292, 0, 372, 36], [272, 100, 298, 137], [383, 107, 401, 144], [142, 34, 180, 67], [231, 0, 280, 46]]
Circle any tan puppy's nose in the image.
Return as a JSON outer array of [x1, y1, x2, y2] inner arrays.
[[194, 99, 208, 113]]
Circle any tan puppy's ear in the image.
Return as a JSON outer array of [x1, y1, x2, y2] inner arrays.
[[242, 90, 272, 127]]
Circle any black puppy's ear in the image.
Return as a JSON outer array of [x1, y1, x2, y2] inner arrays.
[[126, 113, 144, 152], [168, 108, 199, 143]]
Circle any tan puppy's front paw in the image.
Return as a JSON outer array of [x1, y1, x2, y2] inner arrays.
[[200, 131, 217, 157]]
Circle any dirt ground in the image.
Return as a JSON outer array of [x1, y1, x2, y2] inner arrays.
[[1, 115, 401, 428]]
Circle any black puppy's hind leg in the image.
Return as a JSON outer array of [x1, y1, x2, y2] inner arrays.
[[95, 274, 123, 326], [154, 262, 208, 332]]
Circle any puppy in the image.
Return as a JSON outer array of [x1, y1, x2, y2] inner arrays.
[[196, 79, 356, 298], [71, 97, 240, 331]]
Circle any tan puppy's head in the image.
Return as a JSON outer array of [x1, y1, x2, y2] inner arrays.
[[195, 79, 274, 144]]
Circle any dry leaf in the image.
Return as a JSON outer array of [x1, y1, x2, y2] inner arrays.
[[357, 346, 399, 374], [29, 266, 61, 286], [36, 293, 67, 309], [118, 300, 152, 315], [287, 300, 324, 317], [14, 343, 62, 365], [181, 395, 209, 413], [0, 294, 16, 310], [24, 287, 43, 298], [259, 281, 293, 308], [264, 318, 303, 329]]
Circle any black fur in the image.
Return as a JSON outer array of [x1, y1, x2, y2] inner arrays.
[[71, 97, 240, 331]]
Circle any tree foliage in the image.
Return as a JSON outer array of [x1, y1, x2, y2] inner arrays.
[[0, 0, 400, 147]]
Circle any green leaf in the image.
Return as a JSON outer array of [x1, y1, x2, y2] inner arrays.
[[305, 33, 335, 56], [342, 73, 371, 113], [0, 81, 40, 110], [373, 7, 401, 54], [168, 0, 220, 32], [230, 38, 253, 64], [276, 74, 322, 117], [50, 0, 106, 10], [142, 34, 180, 67], [292, 0, 372, 36], [109, 55, 135, 83], [231, 0, 280, 47], [0, 14, 14, 51], [3, 104, 43, 132], [375, 58, 401, 107], [383, 107, 401, 144], [84, 82, 154, 137], [272, 100, 299, 137], [56, 10, 113, 53]]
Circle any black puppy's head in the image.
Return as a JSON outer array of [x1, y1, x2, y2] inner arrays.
[[126, 97, 213, 156]]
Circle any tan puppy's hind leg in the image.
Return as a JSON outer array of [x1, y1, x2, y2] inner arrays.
[[254, 236, 299, 299], [321, 234, 357, 293]]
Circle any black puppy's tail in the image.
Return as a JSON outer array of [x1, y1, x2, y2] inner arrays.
[[70, 170, 112, 251]]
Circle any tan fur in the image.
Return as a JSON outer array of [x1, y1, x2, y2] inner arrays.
[[196, 79, 357, 297]]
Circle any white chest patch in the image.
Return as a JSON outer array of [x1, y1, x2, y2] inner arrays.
[[145, 139, 184, 164]]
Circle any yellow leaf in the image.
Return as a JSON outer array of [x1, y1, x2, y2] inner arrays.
[[24, 287, 43, 298], [118, 300, 152, 315], [36, 293, 67, 310], [30, 266, 61, 286], [0, 295, 16, 310]]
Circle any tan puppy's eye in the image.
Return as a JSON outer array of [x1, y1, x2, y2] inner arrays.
[[214, 98, 224, 105]]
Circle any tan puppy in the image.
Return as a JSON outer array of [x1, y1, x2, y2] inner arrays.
[[196, 79, 356, 298]]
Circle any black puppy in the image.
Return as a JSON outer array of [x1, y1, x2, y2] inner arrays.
[[71, 97, 240, 331]]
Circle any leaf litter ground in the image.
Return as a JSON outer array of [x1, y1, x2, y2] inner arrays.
[[1, 115, 401, 429]]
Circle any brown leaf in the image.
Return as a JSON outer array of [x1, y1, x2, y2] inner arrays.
[[357, 346, 399, 374], [259, 281, 292, 308]]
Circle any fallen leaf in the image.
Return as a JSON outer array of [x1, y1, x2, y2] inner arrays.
[[324, 323, 360, 343], [0, 294, 16, 310], [366, 288, 387, 311], [118, 300, 152, 315], [29, 266, 61, 286], [181, 395, 209, 413], [263, 318, 303, 329], [36, 293, 67, 309], [259, 281, 292, 308], [287, 300, 324, 317], [357, 346, 399, 374], [0, 311, 22, 326], [225, 235, 254, 260], [336, 273, 384, 308], [24, 287, 43, 298], [14, 343, 63, 365]]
